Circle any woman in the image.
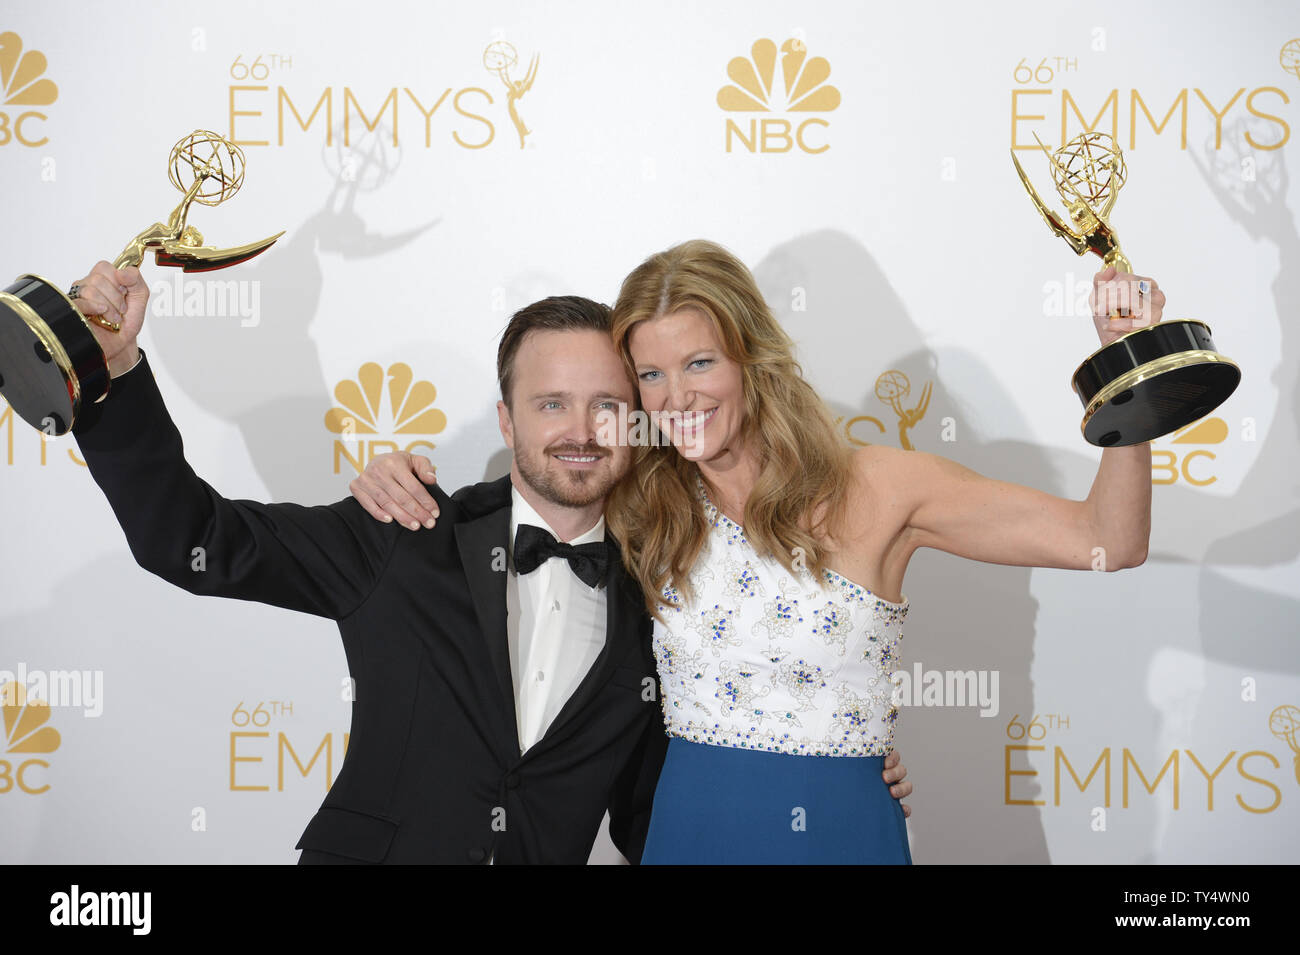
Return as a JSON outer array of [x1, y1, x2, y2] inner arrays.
[[352, 239, 1159, 863]]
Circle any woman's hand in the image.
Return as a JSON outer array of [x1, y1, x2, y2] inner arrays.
[[349, 451, 440, 530], [1090, 265, 1165, 348], [884, 749, 912, 818]]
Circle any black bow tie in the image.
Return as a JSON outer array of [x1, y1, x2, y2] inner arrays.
[[513, 523, 608, 588]]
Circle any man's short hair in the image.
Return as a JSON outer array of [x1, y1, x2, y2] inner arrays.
[[497, 296, 612, 407]]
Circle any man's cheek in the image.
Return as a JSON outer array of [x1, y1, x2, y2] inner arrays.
[[594, 408, 621, 447]]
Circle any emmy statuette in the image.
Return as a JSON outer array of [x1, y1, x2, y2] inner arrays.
[[0, 130, 283, 435], [1011, 131, 1240, 447]]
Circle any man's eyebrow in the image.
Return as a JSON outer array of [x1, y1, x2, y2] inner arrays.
[[526, 391, 631, 401]]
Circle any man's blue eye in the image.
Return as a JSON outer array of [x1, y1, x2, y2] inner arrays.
[[639, 370, 661, 381]]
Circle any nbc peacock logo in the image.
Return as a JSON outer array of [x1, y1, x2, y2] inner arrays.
[[0, 31, 58, 147], [1151, 415, 1228, 487], [326, 362, 447, 475], [1, 681, 60, 794], [717, 37, 840, 154]]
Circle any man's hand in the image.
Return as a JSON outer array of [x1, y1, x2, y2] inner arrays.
[[350, 450, 440, 531], [884, 749, 912, 818], [70, 261, 149, 376]]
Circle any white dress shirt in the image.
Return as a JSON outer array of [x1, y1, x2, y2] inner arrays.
[[506, 485, 608, 754]]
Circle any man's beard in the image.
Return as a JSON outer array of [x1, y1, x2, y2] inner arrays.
[[516, 440, 621, 509]]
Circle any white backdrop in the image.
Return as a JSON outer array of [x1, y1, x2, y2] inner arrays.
[[1, 0, 1297, 863]]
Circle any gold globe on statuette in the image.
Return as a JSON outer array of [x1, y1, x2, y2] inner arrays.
[[0, 130, 284, 435], [1011, 131, 1240, 447]]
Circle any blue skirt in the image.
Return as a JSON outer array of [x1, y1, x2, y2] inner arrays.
[[640, 738, 912, 864]]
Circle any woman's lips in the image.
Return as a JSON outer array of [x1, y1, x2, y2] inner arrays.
[[674, 406, 717, 436]]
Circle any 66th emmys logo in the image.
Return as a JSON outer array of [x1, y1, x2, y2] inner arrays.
[[1009, 37, 1293, 152], [1004, 706, 1299, 816], [718, 37, 840, 154], [326, 361, 447, 474], [0, 32, 57, 147], [227, 38, 538, 151]]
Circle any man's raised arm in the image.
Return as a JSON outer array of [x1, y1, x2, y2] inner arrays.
[[69, 261, 405, 620]]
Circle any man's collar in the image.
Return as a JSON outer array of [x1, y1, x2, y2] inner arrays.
[[509, 482, 605, 550]]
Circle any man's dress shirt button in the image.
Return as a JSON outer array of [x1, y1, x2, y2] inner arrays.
[[468, 847, 487, 863]]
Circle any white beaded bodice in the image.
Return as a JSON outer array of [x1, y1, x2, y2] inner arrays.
[[652, 477, 908, 757]]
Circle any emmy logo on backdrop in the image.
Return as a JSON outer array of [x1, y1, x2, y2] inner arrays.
[[835, 369, 934, 450], [875, 370, 932, 451], [1269, 705, 1300, 786], [1280, 38, 1300, 82], [484, 41, 538, 149]]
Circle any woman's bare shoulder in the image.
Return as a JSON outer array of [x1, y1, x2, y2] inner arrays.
[[844, 444, 945, 527], [837, 446, 910, 524], [821, 446, 922, 568], [850, 444, 953, 486], [848, 444, 913, 486]]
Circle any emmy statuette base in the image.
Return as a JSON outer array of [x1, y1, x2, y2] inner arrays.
[[1072, 319, 1241, 447], [0, 274, 108, 436]]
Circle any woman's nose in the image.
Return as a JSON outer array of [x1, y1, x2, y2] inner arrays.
[[668, 376, 692, 411]]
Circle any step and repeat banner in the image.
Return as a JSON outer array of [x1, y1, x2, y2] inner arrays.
[[1, 0, 1297, 864]]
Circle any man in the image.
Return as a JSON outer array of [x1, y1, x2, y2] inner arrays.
[[68, 260, 911, 863]]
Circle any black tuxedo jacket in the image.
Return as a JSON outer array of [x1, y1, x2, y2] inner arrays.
[[72, 349, 668, 864]]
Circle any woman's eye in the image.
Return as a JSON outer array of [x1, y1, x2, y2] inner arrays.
[[690, 359, 713, 370], [638, 370, 661, 381]]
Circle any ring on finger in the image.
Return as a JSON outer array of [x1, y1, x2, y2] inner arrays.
[[68, 283, 82, 300]]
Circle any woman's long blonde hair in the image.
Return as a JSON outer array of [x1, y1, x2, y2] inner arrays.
[[605, 239, 854, 617]]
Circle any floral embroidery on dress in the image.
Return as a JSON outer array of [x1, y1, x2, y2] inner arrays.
[[715, 660, 772, 720], [774, 658, 826, 711], [810, 599, 854, 655], [721, 554, 766, 601], [688, 602, 741, 656], [829, 685, 881, 746], [650, 473, 909, 756], [754, 585, 803, 647]]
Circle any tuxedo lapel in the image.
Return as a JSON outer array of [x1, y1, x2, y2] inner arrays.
[[453, 486, 519, 758]]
